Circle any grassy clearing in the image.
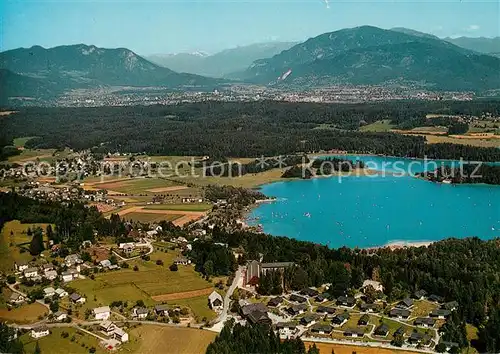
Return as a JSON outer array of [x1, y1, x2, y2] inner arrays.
[[120, 212, 183, 223], [143, 203, 212, 212], [183, 168, 288, 188], [129, 325, 216, 354], [0, 302, 48, 324], [21, 327, 106, 354], [411, 300, 438, 317], [360, 120, 396, 132], [419, 134, 500, 148], [8, 148, 57, 163], [169, 295, 217, 322], [13, 136, 36, 148], [0, 220, 52, 272], [411, 126, 448, 133]]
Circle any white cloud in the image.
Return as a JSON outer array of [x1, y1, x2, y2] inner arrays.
[[466, 25, 480, 31]]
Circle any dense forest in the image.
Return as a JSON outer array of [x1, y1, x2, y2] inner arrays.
[[206, 319, 313, 354], [2, 101, 500, 161], [418, 164, 500, 185]]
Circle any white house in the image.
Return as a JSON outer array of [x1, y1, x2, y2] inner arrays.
[[44, 269, 58, 280], [133, 307, 149, 319], [31, 326, 50, 339], [23, 267, 39, 278], [100, 321, 117, 335], [112, 327, 129, 343], [17, 264, 29, 272], [65, 254, 83, 267], [61, 269, 79, 282], [119, 243, 135, 254], [55, 288, 68, 298], [53, 311, 68, 322], [100, 259, 112, 268], [43, 287, 55, 298], [93, 306, 111, 320], [9, 293, 25, 304], [208, 291, 224, 311]]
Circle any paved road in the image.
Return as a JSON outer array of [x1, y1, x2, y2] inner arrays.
[[7, 282, 51, 312], [212, 265, 243, 325]]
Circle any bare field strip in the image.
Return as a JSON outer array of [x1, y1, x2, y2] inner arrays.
[[117, 206, 206, 226], [151, 287, 213, 301], [304, 342, 418, 354], [146, 185, 189, 193]]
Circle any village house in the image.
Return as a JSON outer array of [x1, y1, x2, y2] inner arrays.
[[31, 326, 50, 339], [389, 308, 410, 320], [358, 314, 370, 326], [442, 301, 459, 311], [430, 309, 452, 319], [42, 263, 54, 272], [428, 294, 444, 303], [310, 324, 333, 335], [240, 303, 269, 319], [336, 296, 356, 308], [9, 293, 25, 305], [93, 306, 111, 320], [119, 242, 135, 254], [208, 291, 223, 311], [100, 321, 118, 336], [408, 332, 432, 347], [275, 322, 297, 338], [300, 288, 319, 297], [133, 307, 149, 319], [100, 259, 112, 268], [414, 317, 436, 328], [332, 313, 350, 326], [70, 293, 86, 304], [53, 311, 68, 322], [360, 303, 380, 312], [17, 264, 29, 272], [44, 269, 58, 280], [55, 288, 68, 298], [397, 297, 414, 309], [23, 267, 39, 278], [112, 327, 129, 343], [154, 304, 169, 316], [394, 326, 406, 338], [414, 289, 427, 300], [343, 328, 365, 338], [287, 304, 307, 316], [43, 287, 55, 298], [374, 323, 389, 337], [267, 297, 283, 307], [439, 341, 459, 352], [61, 269, 79, 282], [247, 309, 271, 325], [289, 294, 307, 303], [65, 254, 83, 267], [300, 314, 320, 327], [316, 306, 336, 316]]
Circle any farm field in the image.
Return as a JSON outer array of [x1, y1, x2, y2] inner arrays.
[[184, 167, 288, 188], [129, 326, 216, 354], [117, 206, 206, 226], [304, 341, 417, 354], [410, 126, 448, 133], [0, 302, 48, 324], [423, 134, 500, 148], [21, 327, 106, 354], [360, 120, 396, 132], [7, 148, 56, 163], [0, 220, 52, 272], [169, 294, 218, 322], [120, 212, 183, 223], [144, 203, 212, 212]]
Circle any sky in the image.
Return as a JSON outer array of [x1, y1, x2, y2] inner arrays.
[[1, 0, 498, 55]]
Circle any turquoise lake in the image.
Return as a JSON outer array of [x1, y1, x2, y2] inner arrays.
[[249, 157, 500, 248]]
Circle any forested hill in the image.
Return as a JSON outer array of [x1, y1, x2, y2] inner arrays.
[[2, 101, 500, 161], [238, 26, 500, 91], [0, 44, 222, 101]]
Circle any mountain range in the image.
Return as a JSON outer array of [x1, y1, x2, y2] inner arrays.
[[1, 26, 499, 103], [443, 37, 500, 57], [0, 44, 221, 101], [237, 26, 500, 91], [146, 42, 297, 78]]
